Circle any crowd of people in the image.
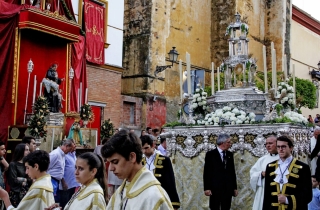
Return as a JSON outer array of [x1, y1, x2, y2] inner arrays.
[[0, 126, 320, 209]]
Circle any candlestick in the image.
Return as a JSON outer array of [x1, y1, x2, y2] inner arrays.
[[271, 42, 275, 90], [263, 45, 268, 93], [39, 82, 42, 96], [211, 62, 215, 95], [273, 49, 277, 92], [186, 52, 191, 95], [85, 88, 88, 104], [32, 75, 37, 104], [284, 54, 287, 80], [179, 60, 183, 102], [293, 64, 296, 104], [217, 67, 220, 91]]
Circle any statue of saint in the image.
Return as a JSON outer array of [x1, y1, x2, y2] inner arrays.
[[67, 121, 83, 146], [43, 63, 65, 113]]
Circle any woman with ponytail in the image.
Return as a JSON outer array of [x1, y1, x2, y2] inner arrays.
[[47, 152, 108, 210]]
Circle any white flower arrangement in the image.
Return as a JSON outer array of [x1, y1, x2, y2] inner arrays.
[[192, 84, 209, 116], [283, 111, 308, 125], [276, 81, 295, 110], [192, 106, 256, 125]]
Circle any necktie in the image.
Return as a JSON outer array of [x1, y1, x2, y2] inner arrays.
[[222, 151, 227, 168]]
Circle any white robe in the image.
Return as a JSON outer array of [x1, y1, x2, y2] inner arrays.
[[250, 153, 279, 210], [63, 179, 107, 210], [8, 174, 55, 210], [106, 167, 173, 210], [311, 136, 318, 175]]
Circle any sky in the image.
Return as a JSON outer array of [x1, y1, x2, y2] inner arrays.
[[292, 0, 320, 22]]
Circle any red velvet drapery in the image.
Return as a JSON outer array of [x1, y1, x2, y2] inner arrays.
[[83, 0, 104, 64], [70, 35, 87, 112], [0, 1, 22, 140]]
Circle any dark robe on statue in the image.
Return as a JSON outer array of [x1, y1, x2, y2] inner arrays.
[[44, 68, 61, 113]]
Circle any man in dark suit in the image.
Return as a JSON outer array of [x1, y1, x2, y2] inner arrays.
[[262, 135, 312, 210], [141, 135, 180, 209], [203, 133, 238, 210]]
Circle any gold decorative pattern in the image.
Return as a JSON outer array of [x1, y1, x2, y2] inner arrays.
[[10, 128, 20, 139], [96, 7, 104, 20], [175, 135, 186, 149], [244, 133, 257, 147], [208, 134, 217, 145], [13, 29, 21, 124], [292, 167, 299, 174], [193, 135, 203, 148], [263, 133, 277, 139], [12, 27, 19, 103], [25, 8, 79, 25], [230, 134, 239, 144], [94, 51, 103, 63], [84, 2, 94, 13]]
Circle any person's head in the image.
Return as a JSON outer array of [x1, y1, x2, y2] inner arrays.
[[101, 130, 143, 181], [314, 127, 320, 139], [160, 128, 165, 134], [141, 135, 155, 157], [23, 150, 50, 179], [60, 139, 76, 154], [146, 127, 152, 134], [75, 152, 108, 200], [216, 134, 231, 151], [140, 130, 146, 137], [276, 136, 294, 160], [153, 128, 160, 136], [311, 175, 319, 188], [129, 129, 135, 134], [101, 138, 109, 145], [12, 143, 29, 162], [115, 129, 119, 134], [51, 63, 58, 70], [0, 141, 6, 157], [160, 138, 167, 149], [22, 136, 37, 152], [265, 136, 277, 154]]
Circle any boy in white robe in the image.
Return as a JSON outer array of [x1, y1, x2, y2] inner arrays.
[[101, 130, 174, 210], [0, 150, 55, 210], [250, 136, 279, 210]]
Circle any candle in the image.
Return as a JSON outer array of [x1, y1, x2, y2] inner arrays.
[[263, 45, 268, 93], [179, 60, 183, 101], [32, 75, 37, 104], [273, 49, 277, 92], [217, 67, 220, 91], [85, 88, 88, 104], [271, 42, 275, 90], [211, 62, 215, 95], [186, 52, 191, 95], [293, 64, 296, 104], [39, 82, 42, 96], [284, 54, 287, 80], [78, 88, 80, 112], [60, 132, 62, 140], [80, 82, 82, 106]]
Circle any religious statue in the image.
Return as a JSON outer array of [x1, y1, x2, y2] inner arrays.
[[67, 120, 83, 146], [42, 63, 65, 113], [57, 89, 65, 111]]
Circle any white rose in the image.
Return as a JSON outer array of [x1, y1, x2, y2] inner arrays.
[[281, 89, 287, 94], [197, 120, 201, 124], [196, 88, 200, 92], [197, 97, 202, 102], [236, 120, 242, 124]]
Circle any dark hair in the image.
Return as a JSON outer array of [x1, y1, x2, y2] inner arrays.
[[78, 152, 108, 202], [23, 150, 50, 172], [22, 136, 35, 144], [12, 143, 27, 162], [277, 135, 294, 147], [141, 135, 153, 147], [0, 141, 5, 147], [101, 130, 143, 163], [101, 138, 109, 145], [140, 130, 145, 138], [160, 138, 166, 144]]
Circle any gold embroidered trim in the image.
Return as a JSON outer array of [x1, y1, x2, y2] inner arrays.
[[291, 195, 297, 210], [22, 189, 47, 204], [171, 202, 180, 206], [155, 185, 173, 209], [152, 197, 165, 210], [155, 174, 162, 177], [154, 154, 164, 169], [286, 183, 296, 188], [289, 173, 299, 178]]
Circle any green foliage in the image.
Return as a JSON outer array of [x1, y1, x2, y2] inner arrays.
[[80, 104, 94, 121], [29, 96, 50, 138], [275, 104, 283, 115], [100, 119, 114, 140], [255, 71, 284, 92], [288, 78, 316, 109], [163, 121, 187, 128], [204, 86, 212, 97]]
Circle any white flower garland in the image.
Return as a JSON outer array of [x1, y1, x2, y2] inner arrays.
[[283, 111, 308, 125]]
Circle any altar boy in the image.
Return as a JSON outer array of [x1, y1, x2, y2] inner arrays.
[[0, 150, 55, 210]]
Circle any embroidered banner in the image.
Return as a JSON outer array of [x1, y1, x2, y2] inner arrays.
[[84, 0, 105, 64]]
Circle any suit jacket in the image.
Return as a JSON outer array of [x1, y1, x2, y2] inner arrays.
[[142, 154, 180, 209], [262, 158, 312, 210], [203, 148, 237, 195]]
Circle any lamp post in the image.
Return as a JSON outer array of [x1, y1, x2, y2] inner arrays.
[[154, 47, 179, 78], [24, 59, 34, 124], [68, 67, 74, 112]]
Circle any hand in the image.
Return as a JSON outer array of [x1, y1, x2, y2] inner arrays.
[[62, 182, 68, 191], [61, 78, 65, 81], [233, 190, 238, 197], [261, 171, 265, 177], [204, 190, 212, 196], [278, 194, 286, 204], [44, 203, 61, 210]]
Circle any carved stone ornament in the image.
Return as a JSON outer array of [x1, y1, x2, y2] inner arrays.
[[163, 124, 312, 158]]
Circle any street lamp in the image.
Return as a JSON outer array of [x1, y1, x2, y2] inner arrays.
[[154, 47, 179, 77], [68, 67, 74, 112], [24, 59, 34, 124]]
